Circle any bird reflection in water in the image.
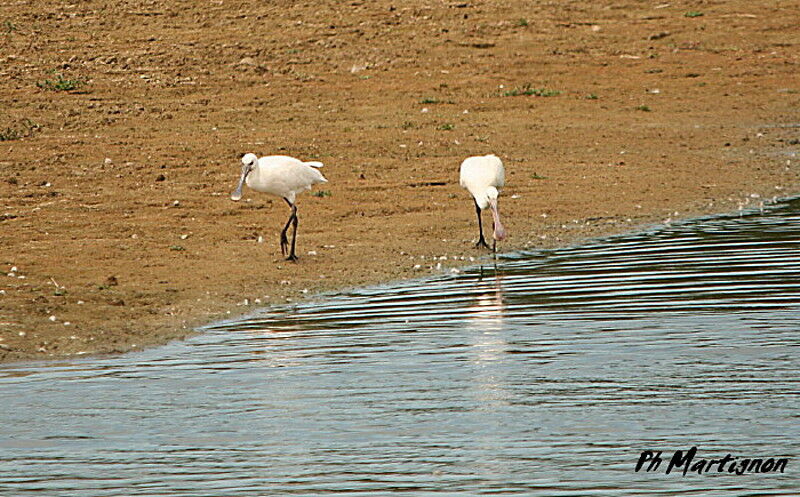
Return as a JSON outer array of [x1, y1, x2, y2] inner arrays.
[[221, 312, 311, 368], [465, 269, 511, 409], [467, 267, 506, 330]]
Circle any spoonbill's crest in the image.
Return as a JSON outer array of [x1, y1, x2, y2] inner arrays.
[[459, 154, 506, 251], [230, 152, 328, 261]]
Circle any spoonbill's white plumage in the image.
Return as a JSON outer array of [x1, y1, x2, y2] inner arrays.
[[459, 154, 506, 251], [231, 153, 327, 261]]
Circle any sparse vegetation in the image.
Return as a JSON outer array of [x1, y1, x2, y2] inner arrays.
[[3, 20, 17, 33], [420, 97, 440, 104], [400, 121, 415, 130], [531, 172, 547, 180], [36, 72, 84, 92], [586, 93, 598, 100], [684, 11, 704, 18], [0, 119, 40, 141], [169, 245, 186, 251], [503, 84, 560, 97], [0, 127, 20, 141], [437, 123, 455, 131], [312, 190, 331, 197], [636, 105, 652, 112], [516, 18, 528, 27]]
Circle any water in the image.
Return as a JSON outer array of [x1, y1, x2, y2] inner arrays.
[[2, 200, 800, 496]]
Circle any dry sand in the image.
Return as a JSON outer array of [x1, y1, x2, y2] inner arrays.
[[1, 0, 799, 362]]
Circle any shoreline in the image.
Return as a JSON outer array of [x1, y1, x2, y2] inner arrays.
[[3, 185, 797, 366]]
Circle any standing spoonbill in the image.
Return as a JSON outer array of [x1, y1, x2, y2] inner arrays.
[[231, 153, 327, 261], [459, 154, 506, 252]]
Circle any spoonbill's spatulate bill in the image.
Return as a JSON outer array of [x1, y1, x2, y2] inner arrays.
[[231, 153, 327, 261], [459, 154, 506, 252]]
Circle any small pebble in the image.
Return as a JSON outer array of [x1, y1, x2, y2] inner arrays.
[[180, 234, 189, 240], [49, 315, 57, 322]]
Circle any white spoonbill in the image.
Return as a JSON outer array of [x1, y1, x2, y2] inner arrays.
[[231, 153, 327, 261], [459, 154, 506, 252]]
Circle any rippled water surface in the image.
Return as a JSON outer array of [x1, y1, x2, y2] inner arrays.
[[2, 200, 800, 496]]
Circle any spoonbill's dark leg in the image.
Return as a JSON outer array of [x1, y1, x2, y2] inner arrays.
[[288, 205, 299, 262], [279, 207, 292, 257], [474, 199, 490, 249], [280, 198, 299, 262]]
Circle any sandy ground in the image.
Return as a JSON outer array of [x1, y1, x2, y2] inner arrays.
[[1, 0, 799, 363]]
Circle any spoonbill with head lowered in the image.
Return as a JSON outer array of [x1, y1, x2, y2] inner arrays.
[[459, 154, 506, 252], [231, 153, 327, 261]]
